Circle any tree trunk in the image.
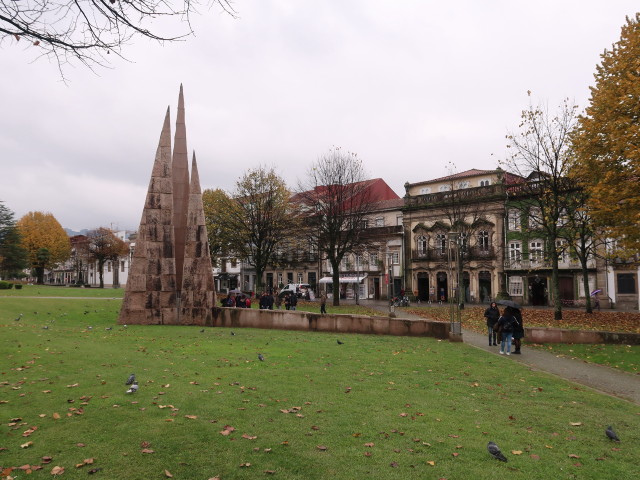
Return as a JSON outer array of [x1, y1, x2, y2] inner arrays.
[[98, 259, 105, 288], [331, 258, 341, 307], [551, 254, 563, 320], [580, 257, 593, 314], [35, 266, 45, 284]]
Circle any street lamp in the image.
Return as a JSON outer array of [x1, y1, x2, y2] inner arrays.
[[448, 232, 461, 334]]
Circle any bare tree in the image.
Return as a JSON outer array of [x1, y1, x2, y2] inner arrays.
[[296, 147, 374, 306], [1, 1, 236, 75], [502, 95, 578, 320]]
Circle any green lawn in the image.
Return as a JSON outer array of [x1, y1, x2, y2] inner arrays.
[[527, 343, 640, 375], [0, 296, 638, 479], [0, 284, 124, 298]]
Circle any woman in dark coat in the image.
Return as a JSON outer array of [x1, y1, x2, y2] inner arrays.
[[484, 302, 500, 346], [512, 308, 524, 354]]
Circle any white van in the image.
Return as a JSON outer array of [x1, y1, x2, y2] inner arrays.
[[280, 283, 312, 298]]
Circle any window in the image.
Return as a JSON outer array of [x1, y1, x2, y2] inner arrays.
[[396, 215, 403, 226], [375, 217, 384, 227], [509, 241, 522, 262], [479, 179, 491, 187], [436, 233, 447, 255], [287, 272, 293, 283], [370, 253, 378, 265], [360, 219, 368, 229], [121, 261, 125, 272], [438, 184, 451, 192], [392, 252, 399, 264], [355, 254, 363, 266], [277, 273, 283, 286], [107, 261, 112, 272], [417, 235, 428, 256], [557, 208, 569, 227], [459, 233, 468, 252], [529, 207, 542, 229], [478, 231, 489, 251], [508, 209, 521, 231], [556, 239, 568, 263], [617, 274, 636, 294], [419, 187, 432, 194], [529, 240, 544, 262], [457, 181, 470, 189], [509, 276, 523, 296], [297, 273, 304, 284], [231, 258, 237, 268]]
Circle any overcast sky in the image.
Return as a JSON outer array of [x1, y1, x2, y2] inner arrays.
[[1, 1, 637, 232]]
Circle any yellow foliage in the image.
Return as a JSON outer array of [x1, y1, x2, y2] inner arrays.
[[16, 211, 71, 267]]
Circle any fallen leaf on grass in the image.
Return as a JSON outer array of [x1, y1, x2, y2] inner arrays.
[[568, 454, 580, 458], [239, 463, 251, 468], [88, 468, 102, 474], [51, 465, 65, 475], [164, 469, 173, 477], [530, 454, 540, 460], [42, 456, 53, 463], [141, 449, 155, 454], [364, 452, 372, 457], [53, 413, 61, 420], [184, 415, 198, 419], [241, 434, 257, 440], [426, 461, 436, 466], [20, 441, 33, 448], [264, 470, 276, 474], [220, 426, 235, 436], [66, 383, 79, 388], [569, 422, 582, 426], [316, 445, 328, 451], [452, 452, 459, 457], [511, 450, 523, 455], [390, 462, 399, 468], [364, 442, 375, 447]]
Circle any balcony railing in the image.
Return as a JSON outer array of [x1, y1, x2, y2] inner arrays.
[[504, 257, 596, 270], [412, 246, 495, 262]]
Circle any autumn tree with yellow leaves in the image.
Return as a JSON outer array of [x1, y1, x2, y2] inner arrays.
[[17, 211, 71, 284], [571, 14, 640, 253]]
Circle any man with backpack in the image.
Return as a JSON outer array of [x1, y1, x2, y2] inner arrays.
[[496, 306, 518, 355]]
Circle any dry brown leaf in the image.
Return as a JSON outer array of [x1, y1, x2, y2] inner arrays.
[[52, 413, 61, 420], [141, 449, 155, 454], [364, 442, 375, 447], [239, 463, 251, 467], [42, 456, 53, 463], [512, 450, 523, 455], [51, 465, 65, 475], [184, 415, 198, 419], [316, 445, 328, 451], [164, 469, 173, 478], [568, 454, 580, 458], [20, 441, 33, 449], [426, 460, 435, 466]]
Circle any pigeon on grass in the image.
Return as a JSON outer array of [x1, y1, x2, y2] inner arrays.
[[606, 426, 620, 442], [258, 353, 265, 362], [487, 441, 507, 462], [337, 340, 344, 345], [125, 373, 136, 385], [126, 382, 139, 394]]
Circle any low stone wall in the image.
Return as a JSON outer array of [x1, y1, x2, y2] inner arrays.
[[525, 327, 640, 345], [210, 307, 450, 339]]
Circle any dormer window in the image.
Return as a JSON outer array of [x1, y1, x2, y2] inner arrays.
[[438, 184, 451, 192], [457, 181, 470, 189], [479, 179, 491, 187], [419, 187, 432, 194]]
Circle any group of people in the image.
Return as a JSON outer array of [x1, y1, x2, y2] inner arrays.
[[484, 302, 524, 355], [221, 293, 251, 308]]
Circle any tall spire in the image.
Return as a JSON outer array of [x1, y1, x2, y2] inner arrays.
[[119, 107, 178, 325], [172, 84, 190, 297], [119, 87, 216, 326], [180, 151, 216, 325]]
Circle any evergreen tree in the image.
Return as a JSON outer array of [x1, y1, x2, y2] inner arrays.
[[0, 202, 28, 278]]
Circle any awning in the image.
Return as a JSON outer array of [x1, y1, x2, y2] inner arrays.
[[319, 274, 368, 284]]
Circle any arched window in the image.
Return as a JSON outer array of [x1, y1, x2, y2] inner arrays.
[[416, 235, 428, 257]]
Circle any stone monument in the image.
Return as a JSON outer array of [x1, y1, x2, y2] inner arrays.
[[118, 86, 216, 325]]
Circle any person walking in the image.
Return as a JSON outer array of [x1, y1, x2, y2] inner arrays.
[[497, 306, 516, 355], [289, 292, 298, 311], [484, 302, 500, 346], [319, 292, 327, 315], [512, 308, 524, 354]]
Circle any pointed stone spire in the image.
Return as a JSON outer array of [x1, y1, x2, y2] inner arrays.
[[172, 84, 190, 297], [180, 152, 217, 325], [119, 108, 178, 325]]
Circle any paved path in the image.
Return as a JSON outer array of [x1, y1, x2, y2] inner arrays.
[[359, 300, 640, 404]]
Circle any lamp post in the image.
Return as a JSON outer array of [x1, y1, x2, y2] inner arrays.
[[355, 254, 360, 305], [448, 232, 462, 335]]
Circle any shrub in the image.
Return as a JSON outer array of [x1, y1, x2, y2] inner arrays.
[[14, 284, 22, 290], [0, 281, 14, 289]]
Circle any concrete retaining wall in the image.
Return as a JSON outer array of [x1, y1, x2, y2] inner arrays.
[[210, 307, 450, 339], [525, 327, 640, 345]]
